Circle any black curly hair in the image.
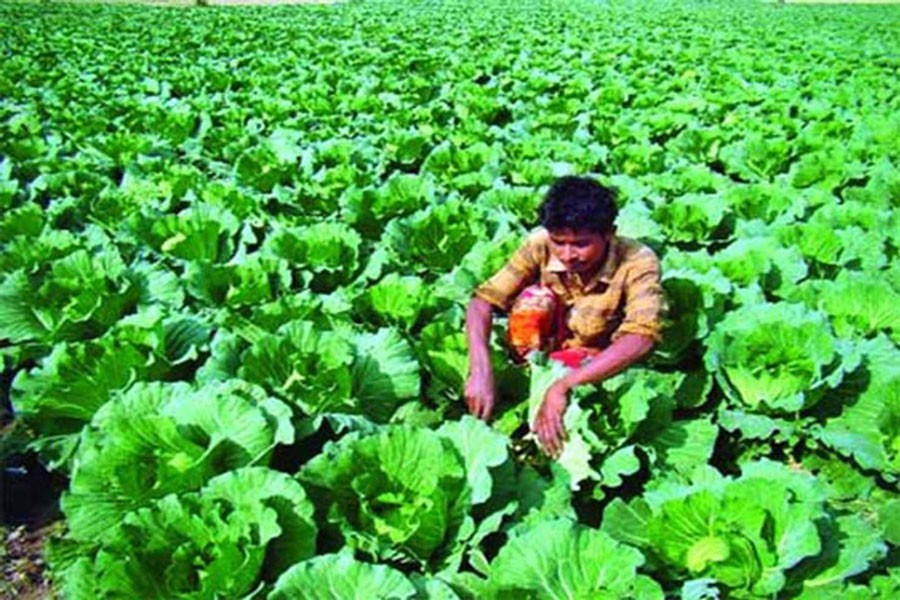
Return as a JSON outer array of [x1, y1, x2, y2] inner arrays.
[[539, 176, 618, 235]]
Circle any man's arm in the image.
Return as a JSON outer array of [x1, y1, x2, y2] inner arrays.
[[558, 333, 655, 389], [465, 232, 544, 420], [533, 334, 656, 456], [465, 296, 496, 420]]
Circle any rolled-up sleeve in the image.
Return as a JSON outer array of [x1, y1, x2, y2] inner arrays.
[[611, 247, 664, 343], [473, 235, 541, 312]]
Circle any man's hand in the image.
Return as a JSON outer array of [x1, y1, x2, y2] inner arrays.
[[465, 368, 495, 421], [532, 334, 656, 458], [533, 380, 569, 457]]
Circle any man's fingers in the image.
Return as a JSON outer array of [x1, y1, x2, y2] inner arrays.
[[481, 399, 494, 421], [535, 417, 545, 445], [537, 415, 555, 456], [549, 434, 561, 457], [464, 373, 494, 421], [532, 403, 566, 457], [544, 436, 558, 458], [546, 423, 560, 457], [467, 394, 492, 421], [542, 413, 565, 458], [542, 417, 552, 449]]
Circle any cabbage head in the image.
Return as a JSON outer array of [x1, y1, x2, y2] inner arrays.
[[704, 302, 857, 413]]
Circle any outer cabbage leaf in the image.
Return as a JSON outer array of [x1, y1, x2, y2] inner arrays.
[[773, 221, 845, 270], [791, 513, 888, 597], [236, 319, 356, 416], [647, 416, 719, 478], [298, 425, 470, 570], [61, 380, 293, 542], [0, 156, 19, 209], [435, 220, 523, 306], [711, 234, 808, 298], [477, 185, 543, 227], [11, 311, 211, 469], [651, 193, 729, 245], [0, 202, 43, 243], [269, 552, 416, 600], [810, 201, 891, 240], [602, 460, 828, 596], [11, 338, 150, 468], [420, 141, 502, 195], [0, 247, 141, 345], [609, 140, 665, 177], [234, 129, 303, 192], [350, 328, 422, 423], [789, 143, 860, 190], [354, 272, 434, 331], [723, 182, 807, 223], [57, 468, 316, 600], [135, 202, 242, 263], [815, 336, 900, 476], [226, 320, 417, 423], [653, 263, 731, 365], [774, 201, 891, 273], [340, 172, 435, 239], [264, 221, 361, 292], [524, 357, 602, 489], [436, 415, 511, 505], [382, 198, 500, 274], [705, 302, 857, 413], [814, 271, 900, 340], [615, 198, 666, 242], [418, 313, 527, 411], [418, 319, 470, 399], [184, 251, 293, 309], [719, 133, 792, 181], [488, 519, 663, 599], [0, 270, 51, 344], [833, 568, 900, 600]]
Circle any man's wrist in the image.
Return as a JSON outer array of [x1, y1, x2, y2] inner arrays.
[[555, 375, 577, 392], [469, 356, 492, 376]]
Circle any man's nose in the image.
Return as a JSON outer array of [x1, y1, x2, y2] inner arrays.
[[560, 247, 575, 262]]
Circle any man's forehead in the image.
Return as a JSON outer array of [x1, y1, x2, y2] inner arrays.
[[547, 228, 605, 242]]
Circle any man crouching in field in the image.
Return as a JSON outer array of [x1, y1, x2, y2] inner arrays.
[[465, 176, 664, 457]]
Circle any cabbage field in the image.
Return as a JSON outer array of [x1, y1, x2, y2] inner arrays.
[[1, 0, 899, 597]]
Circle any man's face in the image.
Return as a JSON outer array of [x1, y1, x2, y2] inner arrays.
[[548, 228, 611, 274]]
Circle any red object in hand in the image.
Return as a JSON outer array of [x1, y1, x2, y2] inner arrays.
[[549, 348, 598, 368]]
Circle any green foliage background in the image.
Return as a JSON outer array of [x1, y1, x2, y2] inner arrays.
[[1, 0, 899, 597]]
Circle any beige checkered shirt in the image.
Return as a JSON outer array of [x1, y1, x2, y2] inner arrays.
[[474, 229, 664, 349]]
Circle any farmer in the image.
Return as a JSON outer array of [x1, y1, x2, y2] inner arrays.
[[465, 176, 664, 457]]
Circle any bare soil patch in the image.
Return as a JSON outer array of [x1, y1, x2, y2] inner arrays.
[[1, 525, 58, 600]]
